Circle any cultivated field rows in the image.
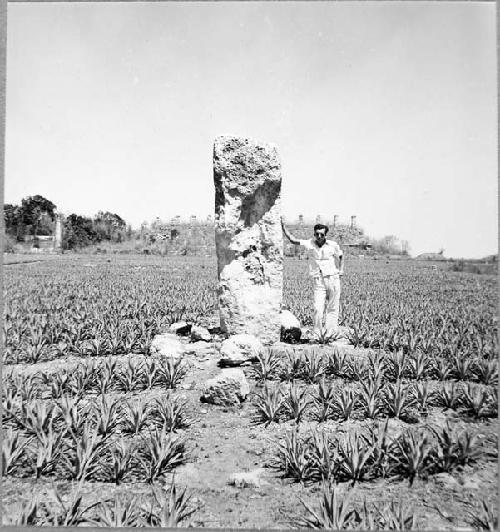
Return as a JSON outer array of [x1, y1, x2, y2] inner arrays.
[[2, 255, 498, 528]]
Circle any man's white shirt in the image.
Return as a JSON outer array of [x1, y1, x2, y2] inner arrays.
[[299, 238, 343, 278]]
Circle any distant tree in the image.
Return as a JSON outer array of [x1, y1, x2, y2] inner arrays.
[[63, 214, 100, 249], [93, 211, 126, 242], [3, 204, 23, 239], [20, 195, 56, 237]]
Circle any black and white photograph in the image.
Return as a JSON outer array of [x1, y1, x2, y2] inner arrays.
[[2, 1, 498, 528]]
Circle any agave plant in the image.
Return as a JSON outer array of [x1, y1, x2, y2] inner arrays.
[[346, 357, 368, 382], [151, 394, 191, 432], [359, 375, 383, 419], [454, 430, 483, 466], [392, 429, 432, 486], [121, 399, 152, 435], [17, 401, 58, 438], [62, 424, 109, 481], [116, 358, 144, 393], [473, 359, 498, 386], [433, 382, 463, 410], [281, 349, 305, 382], [91, 395, 122, 437], [325, 346, 349, 378], [138, 428, 186, 483], [156, 357, 188, 389], [312, 379, 337, 422], [283, 382, 310, 423], [338, 432, 374, 484], [383, 380, 415, 419], [295, 484, 361, 529], [302, 350, 325, 384], [373, 499, 419, 530], [273, 430, 313, 482], [43, 482, 99, 526], [465, 500, 498, 531], [56, 396, 88, 438], [332, 388, 357, 422], [365, 419, 396, 479], [451, 355, 474, 382], [407, 350, 430, 381], [251, 348, 282, 382], [30, 423, 66, 478], [142, 479, 197, 527], [86, 495, 143, 527], [2, 494, 43, 526], [433, 358, 453, 381], [308, 430, 339, 482], [462, 383, 492, 418], [101, 439, 136, 485], [414, 381, 431, 414], [142, 358, 161, 389], [2, 428, 32, 476], [252, 383, 285, 426], [384, 350, 408, 382]]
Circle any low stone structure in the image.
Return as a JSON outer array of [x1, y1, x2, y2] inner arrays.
[[213, 136, 283, 344]]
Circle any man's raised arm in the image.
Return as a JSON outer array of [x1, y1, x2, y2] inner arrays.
[[281, 217, 301, 245]]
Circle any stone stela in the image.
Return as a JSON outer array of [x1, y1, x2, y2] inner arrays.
[[213, 135, 283, 344]]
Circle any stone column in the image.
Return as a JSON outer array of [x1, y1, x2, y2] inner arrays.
[[54, 213, 63, 252], [213, 135, 283, 344]]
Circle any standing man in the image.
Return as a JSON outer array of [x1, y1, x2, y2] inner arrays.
[[281, 217, 344, 340]]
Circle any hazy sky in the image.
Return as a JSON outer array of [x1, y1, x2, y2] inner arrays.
[[5, 2, 497, 258]]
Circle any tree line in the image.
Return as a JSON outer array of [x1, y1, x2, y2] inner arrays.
[[4, 195, 129, 250]]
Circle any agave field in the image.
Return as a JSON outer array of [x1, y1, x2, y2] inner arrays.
[[2, 253, 498, 528]]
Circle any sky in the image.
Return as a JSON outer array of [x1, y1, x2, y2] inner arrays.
[[4, 1, 497, 259]]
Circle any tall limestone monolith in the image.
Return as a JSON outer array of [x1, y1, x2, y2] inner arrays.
[[54, 213, 63, 252], [213, 136, 283, 344]]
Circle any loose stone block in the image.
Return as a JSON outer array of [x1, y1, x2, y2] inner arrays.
[[213, 136, 283, 344]]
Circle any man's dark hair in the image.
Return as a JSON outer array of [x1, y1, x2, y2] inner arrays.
[[314, 224, 329, 235]]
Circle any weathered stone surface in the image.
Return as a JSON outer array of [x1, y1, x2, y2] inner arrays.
[[219, 333, 263, 367], [150, 333, 184, 358], [169, 321, 192, 336], [54, 213, 63, 252], [280, 310, 302, 343], [200, 368, 250, 405], [214, 136, 283, 345], [184, 341, 215, 357], [228, 468, 267, 488], [191, 325, 211, 342]]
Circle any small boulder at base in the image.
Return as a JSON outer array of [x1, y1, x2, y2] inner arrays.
[[184, 341, 215, 357], [280, 310, 302, 343], [200, 368, 250, 405], [150, 333, 184, 358], [219, 334, 263, 367], [169, 321, 192, 336], [191, 325, 212, 342], [228, 468, 267, 488]]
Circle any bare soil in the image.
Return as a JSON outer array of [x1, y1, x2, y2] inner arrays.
[[2, 337, 498, 529]]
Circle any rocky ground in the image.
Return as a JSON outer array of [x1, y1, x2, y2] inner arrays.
[[3, 321, 497, 529]]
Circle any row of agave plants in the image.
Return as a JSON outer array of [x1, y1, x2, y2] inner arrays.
[[3, 259, 218, 365], [3, 356, 188, 402], [251, 347, 499, 386], [3, 391, 191, 483], [3, 479, 197, 527], [252, 379, 497, 426], [4, 257, 497, 365], [271, 422, 495, 486], [285, 259, 497, 361], [291, 483, 497, 531]]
